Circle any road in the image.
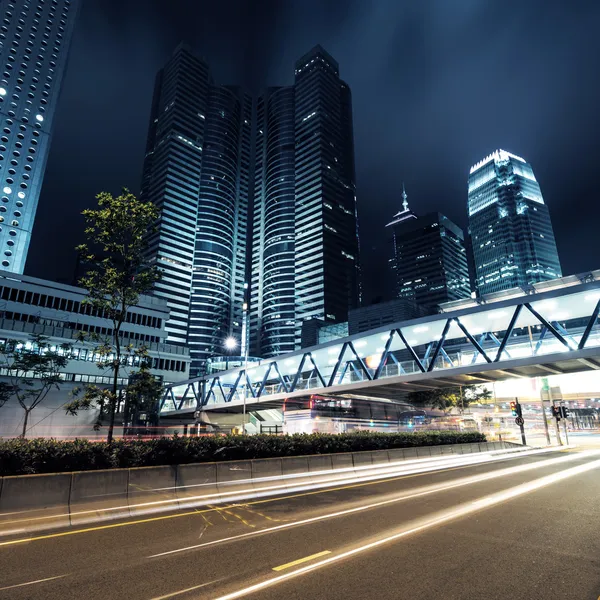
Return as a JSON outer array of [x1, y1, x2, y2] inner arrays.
[[1, 447, 600, 600]]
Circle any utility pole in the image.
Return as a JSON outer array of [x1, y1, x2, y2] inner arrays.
[[539, 377, 551, 445], [546, 380, 562, 446]]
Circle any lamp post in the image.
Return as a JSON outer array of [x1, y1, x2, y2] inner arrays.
[[241, 284, 249, 434]]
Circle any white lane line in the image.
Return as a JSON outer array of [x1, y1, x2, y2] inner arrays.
[[149, 578, 222, 600], [148, 450, 594, 559], [213, 457, 600, 600], [0, 574, 67, 592]]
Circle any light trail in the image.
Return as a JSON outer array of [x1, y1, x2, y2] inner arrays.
[[148, 449, 591, 558], [0, 574, 68, 592], [0, 447, 545, 531], [213, 455, 600, 600]]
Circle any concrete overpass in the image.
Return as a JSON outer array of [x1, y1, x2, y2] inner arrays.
[[160, 278, 600, 418]]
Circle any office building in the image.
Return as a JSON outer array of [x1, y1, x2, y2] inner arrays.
[[140, 44, 251, 376], [0, 270, 189, 438], [251, 87, 296, 357], [467, 149, 562, 295], [348, 298, 429, 335], [387, 188, 470, 310], [0, 0, 79, 273], [251, 45, 360, 357]]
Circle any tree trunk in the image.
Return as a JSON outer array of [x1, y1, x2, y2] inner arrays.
[[106, 398, 117, 443], [21, 409, 30, 438], [107, 324, 122, 444]]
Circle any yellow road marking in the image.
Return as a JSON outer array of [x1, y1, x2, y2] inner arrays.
[[272, 550, 331, 571], [0, 462, 505, 548]]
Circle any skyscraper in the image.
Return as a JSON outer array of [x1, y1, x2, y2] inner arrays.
[[467, 149, 561, 295], [0, 0, 79, 274], [141, 45, 251, 375], [250, 86, 296, 357], [387, 187, 471, 309], [251, 45, 360, 357]]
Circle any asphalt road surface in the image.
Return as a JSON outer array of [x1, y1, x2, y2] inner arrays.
[[1, 447, 600, 600]]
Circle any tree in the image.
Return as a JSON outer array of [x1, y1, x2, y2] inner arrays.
[[408, 385, 492, 413], [0, 335, 72, 438], [64, 189, 160, 443], [122, 361, 163, 437]]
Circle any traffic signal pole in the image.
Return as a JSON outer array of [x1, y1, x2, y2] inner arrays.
[[552, 402, 563, 446], [511, 399, 527, 446], [561, 404, 570, 445]]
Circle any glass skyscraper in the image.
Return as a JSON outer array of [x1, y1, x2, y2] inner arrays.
[[251, 86, 296, 357], [0, 0, 79, 273], [387, 188, 471, 310], [251, 46, 360, 357], [467, 149, 561, 295], [141, 44, 251, 375]]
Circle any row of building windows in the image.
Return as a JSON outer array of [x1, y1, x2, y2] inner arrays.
[[0, 310, 163, 345], [0, 337, 187, 373], [0, 285, 163, 328]]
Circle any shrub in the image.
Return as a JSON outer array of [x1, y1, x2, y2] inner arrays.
[[0, 430, 486, 476]]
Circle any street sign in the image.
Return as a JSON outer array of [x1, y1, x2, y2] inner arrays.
[[515, 417, 524, 426]]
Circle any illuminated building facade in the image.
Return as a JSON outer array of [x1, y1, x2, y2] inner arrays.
[[251, 46, 360, 357], [387, 188, 470, 310], [141, 44, 251, 376], [467, 149, 562, 295], [0, 0, 79, 273]]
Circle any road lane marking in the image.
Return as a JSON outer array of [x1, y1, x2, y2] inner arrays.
[[148, 450, 592, 558], [149, 578, 222, 600], [0, 448, 574, 549], [213, 457, 600, 600], [273, 550, 331, 571], [0, 574, 67, 592]]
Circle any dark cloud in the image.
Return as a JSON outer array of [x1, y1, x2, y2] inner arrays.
[[28, 0, 600, 301]]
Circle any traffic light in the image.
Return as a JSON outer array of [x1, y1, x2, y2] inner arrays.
[[552, 405, 561, 420], [560, 406, 570, 419], [510, 400, 522, 418]]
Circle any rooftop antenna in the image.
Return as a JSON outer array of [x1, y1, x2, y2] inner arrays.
[[401, 182, 409, 212]]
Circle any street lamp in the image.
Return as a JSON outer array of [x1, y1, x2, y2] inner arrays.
[[224, 337, 237, 370]]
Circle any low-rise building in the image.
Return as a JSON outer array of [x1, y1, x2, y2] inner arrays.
[[0, 271, 190, 438]]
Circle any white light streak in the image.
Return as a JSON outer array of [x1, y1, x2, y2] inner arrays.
[[213, 454, 600, 600]]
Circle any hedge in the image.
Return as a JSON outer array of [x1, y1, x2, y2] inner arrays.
[[0, 431, 486, 476]]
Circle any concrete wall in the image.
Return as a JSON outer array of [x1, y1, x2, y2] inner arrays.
[[0, 384, 103, 439], [0, 441, 524, 536]]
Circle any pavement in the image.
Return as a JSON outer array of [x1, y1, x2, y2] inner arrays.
[[1, 446, 600, 600]]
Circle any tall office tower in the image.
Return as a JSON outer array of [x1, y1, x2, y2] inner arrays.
[[387, 188, 471, 309], [294, 46, 360, 344], [0, 0, 79, 273], [468, 149, 562, 295], [250, 86, 296, 357], [141, 45, 251, 376], [251, 46, 360, 357]]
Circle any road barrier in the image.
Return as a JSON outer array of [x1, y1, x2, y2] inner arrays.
[[0, 441, 526, 536]]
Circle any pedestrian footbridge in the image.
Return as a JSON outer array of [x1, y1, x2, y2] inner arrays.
[[160, 279, 600, 417]]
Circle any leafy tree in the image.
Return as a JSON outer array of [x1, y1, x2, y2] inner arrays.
[[408, 385, 492, 413], [64, 189, 160, 443], [0, 334, 72, 438], [123, 362, 163, 437]]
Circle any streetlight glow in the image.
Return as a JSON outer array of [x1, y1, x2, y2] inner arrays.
[[224, 337, 238, 350]]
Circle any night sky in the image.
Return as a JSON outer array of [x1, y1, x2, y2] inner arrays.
[[27, 0, 600, 303]]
